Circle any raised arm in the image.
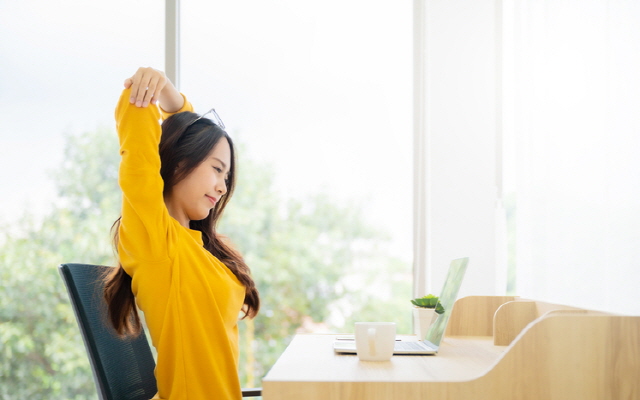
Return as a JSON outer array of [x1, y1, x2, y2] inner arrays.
[[115, 67, 193, 267]]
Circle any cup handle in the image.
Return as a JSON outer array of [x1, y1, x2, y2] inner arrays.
[[368, 327, 376, 356]]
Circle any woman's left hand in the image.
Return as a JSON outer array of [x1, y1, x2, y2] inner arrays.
[[124, 67, 169, 108]]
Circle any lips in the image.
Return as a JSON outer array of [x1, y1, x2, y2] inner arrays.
[[205, 195, 218, 205]]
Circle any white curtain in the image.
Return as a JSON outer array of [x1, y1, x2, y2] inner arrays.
[[510, 0, 640, 314], [417, 0, 640, 314]]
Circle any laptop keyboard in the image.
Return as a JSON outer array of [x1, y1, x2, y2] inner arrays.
[[395, 341, 429, 351]]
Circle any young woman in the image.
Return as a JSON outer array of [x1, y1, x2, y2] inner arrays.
[[103, 67, 260, 400]]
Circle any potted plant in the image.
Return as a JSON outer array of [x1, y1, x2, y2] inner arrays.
[[411, 294, 444, 338]]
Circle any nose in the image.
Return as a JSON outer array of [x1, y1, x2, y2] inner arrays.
[[216, 179, 227, 196]]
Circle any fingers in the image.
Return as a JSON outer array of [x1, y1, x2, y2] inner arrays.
[[127, 67, 167, 108]]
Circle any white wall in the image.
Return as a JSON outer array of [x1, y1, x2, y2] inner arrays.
[[512, 0, 640, 314]]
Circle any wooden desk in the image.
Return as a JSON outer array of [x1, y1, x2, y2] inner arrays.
[[262, 296, 640, 400]]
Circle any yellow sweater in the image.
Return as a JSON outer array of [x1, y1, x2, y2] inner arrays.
[[115, 88, 245, 400]]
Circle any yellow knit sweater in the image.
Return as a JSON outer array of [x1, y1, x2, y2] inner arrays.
[[115, 88, 245, 400]]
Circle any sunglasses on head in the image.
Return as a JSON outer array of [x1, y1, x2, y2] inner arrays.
[[188, 108, 225, 130]]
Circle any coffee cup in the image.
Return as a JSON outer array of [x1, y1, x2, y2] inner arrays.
[[355, 322, 396, 361]]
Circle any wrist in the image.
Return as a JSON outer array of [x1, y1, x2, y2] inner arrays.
[[158, 81, 184, 112]]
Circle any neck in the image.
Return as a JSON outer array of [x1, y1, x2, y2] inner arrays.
[[163, 195, 190, 228]]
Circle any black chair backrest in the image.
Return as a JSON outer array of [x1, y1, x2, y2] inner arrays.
[[59, 263, 157, 400]]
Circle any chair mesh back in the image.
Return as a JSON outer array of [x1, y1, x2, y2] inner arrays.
[[59, 263, 157, 400]]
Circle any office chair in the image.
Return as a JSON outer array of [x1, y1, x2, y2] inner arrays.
[[59, 263, 262, 399]]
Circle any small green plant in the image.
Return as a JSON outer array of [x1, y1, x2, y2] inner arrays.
[[411, 294, 445, 314]]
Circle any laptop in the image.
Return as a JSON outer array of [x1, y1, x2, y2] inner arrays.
[[333, 257, 469, 355]]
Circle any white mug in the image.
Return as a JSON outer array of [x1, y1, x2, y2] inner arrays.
[[355, 322, 396, 361]]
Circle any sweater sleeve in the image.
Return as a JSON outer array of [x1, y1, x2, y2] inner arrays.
[[115, 88, 193, 270]]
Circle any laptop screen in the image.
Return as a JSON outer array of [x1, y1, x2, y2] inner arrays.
[[423, 257, 469, 346]]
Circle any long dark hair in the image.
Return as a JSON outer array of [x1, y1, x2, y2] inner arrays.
[[104, 112, 260, 337]]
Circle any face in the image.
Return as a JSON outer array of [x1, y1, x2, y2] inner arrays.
[[165, 137, 231, 228]]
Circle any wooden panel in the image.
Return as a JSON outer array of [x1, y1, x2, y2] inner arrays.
[[493, 300, 537, 345], [483, 314, 640, 399], [534, 301, 582, 316], [445, 296, 516, 336], [493, 300, 610, 346]]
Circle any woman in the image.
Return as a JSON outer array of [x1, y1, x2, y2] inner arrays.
[[103, 67, 260, 400]]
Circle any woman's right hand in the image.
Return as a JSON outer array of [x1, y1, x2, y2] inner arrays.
[[125, 67, 184, 111]]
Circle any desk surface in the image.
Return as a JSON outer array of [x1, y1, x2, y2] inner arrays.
[[264, 334, 506, 383], [262, 334, 508, 399]]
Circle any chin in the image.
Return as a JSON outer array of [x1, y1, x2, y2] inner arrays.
[[189, 209, 211, 222]]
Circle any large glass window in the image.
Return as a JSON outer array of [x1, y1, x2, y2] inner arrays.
[[182, 0, 413, 386]]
